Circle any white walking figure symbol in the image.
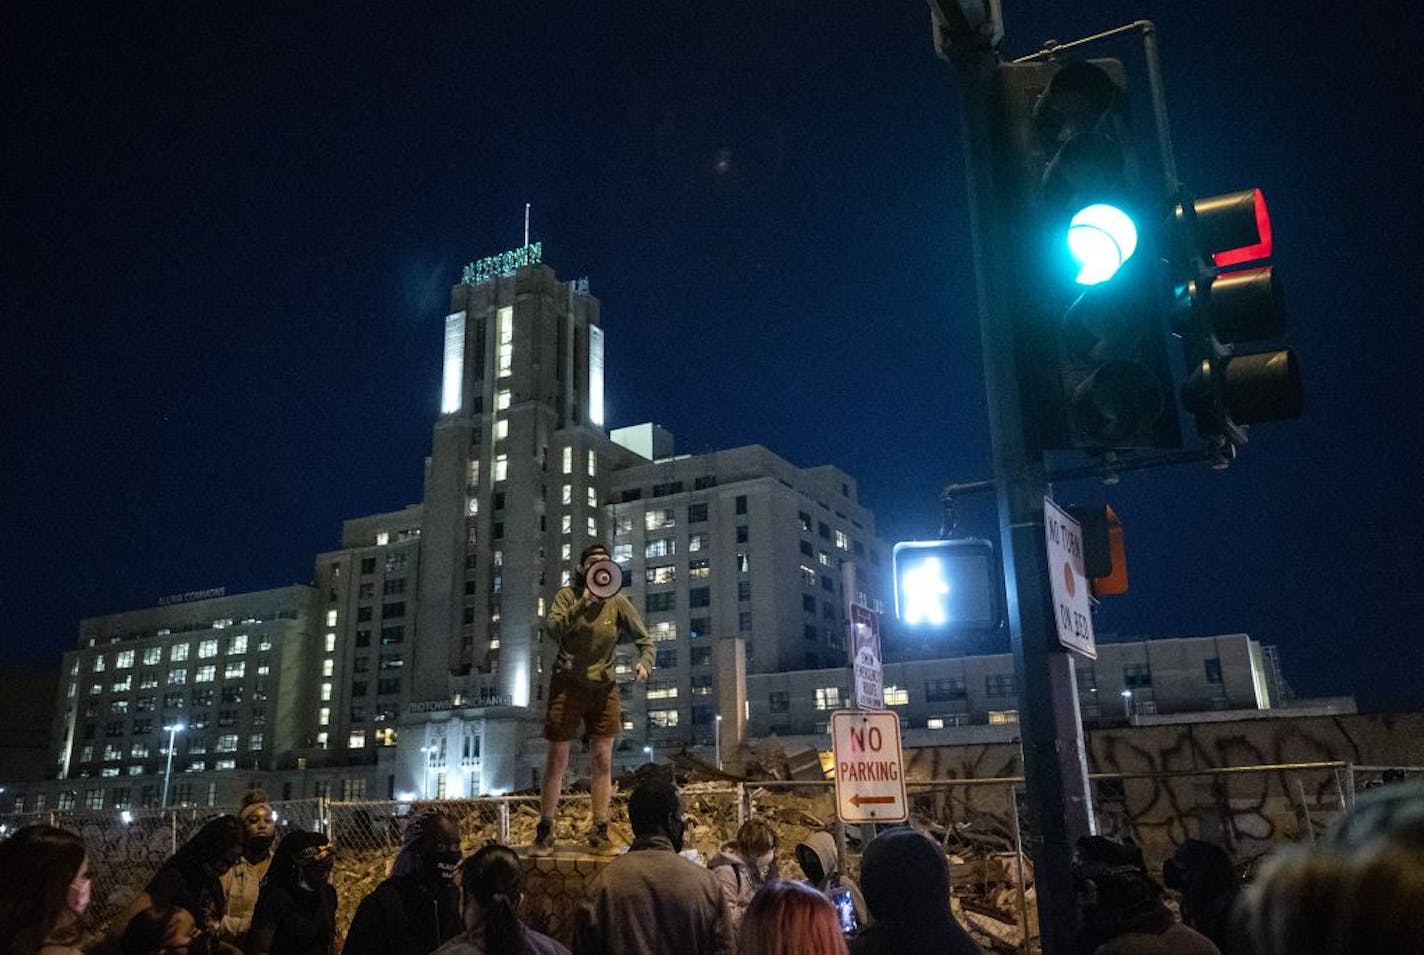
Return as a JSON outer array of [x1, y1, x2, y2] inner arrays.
[[903, 557, 951, 625]]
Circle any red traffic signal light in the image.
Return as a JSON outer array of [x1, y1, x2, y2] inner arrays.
[[1167, 187, 1302, 459]]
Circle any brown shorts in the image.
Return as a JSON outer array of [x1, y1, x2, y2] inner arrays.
[[543, 672, 620, 741]]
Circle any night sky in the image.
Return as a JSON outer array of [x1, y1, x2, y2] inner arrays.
[[4, 2, 1421, 711]]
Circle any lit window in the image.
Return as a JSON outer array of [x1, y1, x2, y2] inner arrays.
[[171, 644, 189, 662], [562, 484, 572, 505], [561, 543, 572, 561], [884, 686, 910, 706], [321, 683, 332, 702], [814, 687, 842, 711], [988, 710, 1020, 725], [690, 560, 710, 578], [198, 640, 218, 658], [116, 651, 134, 669], [496, 306, 513, 378], [495, 419, 508, 441], [111, 676, 132, 693], [318, 708, 330, 726], [316, 732, 329, 748], [142, 647, 163, 666], [93, 656, 106, 673], [652, 622, 678, 642], [216, 735, 238, 753], [325, 633, 336, 653], [612, 543, 632, 563], [646, 682, 679, 700], [688, 533, 708, 552], [645, 508, 676, 531], [326, 610, 338, 627], [227, 635, 247, 655], [167, 669, 187, 686], [587, 516, 597, 536], [648, 709, 680, 728], [561, 570, 572, 587], [376, 530, 390, 545], [494, 454, 508, 482], [587, 486, 597, 507], [836, 530, 849, 550], [249, 734, 264, 750], [645, 538, 676, 558], [223, 662, 245, 680], [562, 447, 573, 474], [562, 514, 573, 534], [496, 389, 511, 411], [322, 659, 334, 677], [348, 731, 366, 749], [195, 666, 216, 683], [646, 565, 677, 585]]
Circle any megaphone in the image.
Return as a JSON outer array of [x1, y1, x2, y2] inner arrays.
[[584, 558, 625, 599]]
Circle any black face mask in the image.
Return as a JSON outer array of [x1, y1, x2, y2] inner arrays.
[[248, 835, 276, 855], [430, 850, 462, 882], [1162, 857, 1185, 891]]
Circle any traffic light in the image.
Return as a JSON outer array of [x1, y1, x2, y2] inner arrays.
[[992, 59, 1181, 453], [892, 539, 1000, 631], [1165, 187, 1302, 462]]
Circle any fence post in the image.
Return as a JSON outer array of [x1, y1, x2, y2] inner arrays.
[[1009, 783, 1031, 955], [735, 784, 746, 828], [1292, 778, 1315, 844], [327, 799, 338, 845], [170, 810, 178, 855], [498, 798, 510, 844]]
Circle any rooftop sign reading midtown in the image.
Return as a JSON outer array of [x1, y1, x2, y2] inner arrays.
[[461, 242, 542, 285]]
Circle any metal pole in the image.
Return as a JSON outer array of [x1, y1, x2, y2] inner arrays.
[[161, 725, 181, 808], [715, 714, 723, 771], [1009, 784, 1032, 955], [931, 7, 1094, 952]]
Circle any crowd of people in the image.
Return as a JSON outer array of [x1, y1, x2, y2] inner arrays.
[[2, 780, 1421, 955]]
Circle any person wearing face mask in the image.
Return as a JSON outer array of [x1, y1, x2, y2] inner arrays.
[[344, 808, 463, 955], [111, 815, 245, 955], [572, 779, 734, 955], [0, 825, 92, 955], [707, 819, 780, 936], [246, 831, 338, 955], [220, 791, 278, 950]]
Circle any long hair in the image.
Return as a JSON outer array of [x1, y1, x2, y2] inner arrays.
[[257, 830, 334, 955], [457, 845, 531, 955], [736, 880, 848, 955], [0, 825, 88, 955], [149, 815, 242, 923]]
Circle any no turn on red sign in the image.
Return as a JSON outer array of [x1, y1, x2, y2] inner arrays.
[[831, 709, 908, 823], [1045, 498, 1097, 659]]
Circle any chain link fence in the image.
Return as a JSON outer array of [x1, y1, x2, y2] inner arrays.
[[4, 764, 1420, 953]]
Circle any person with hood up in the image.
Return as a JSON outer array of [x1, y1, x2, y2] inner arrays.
[[848, 827, 981, 955], [247, 830, 338, 955], [1073, 836, 1218, 955], [792, 832, 866, 933], [707, 819, 780, 935], [344, 807, 463, 955], [220, 790, 277, 949]]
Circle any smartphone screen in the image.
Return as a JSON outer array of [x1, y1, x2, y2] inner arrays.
[[830, 887, 858, 935]]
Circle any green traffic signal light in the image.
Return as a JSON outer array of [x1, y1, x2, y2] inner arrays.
[[1068, 202, 1139, 285]]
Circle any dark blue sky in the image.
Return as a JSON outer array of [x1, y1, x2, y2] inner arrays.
[[3, 1, 1421, 710]]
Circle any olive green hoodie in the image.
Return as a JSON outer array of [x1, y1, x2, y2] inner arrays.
[[546, 587, 654, 683]]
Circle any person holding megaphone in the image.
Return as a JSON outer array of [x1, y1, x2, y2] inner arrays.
[[531, 543, 654, 858]]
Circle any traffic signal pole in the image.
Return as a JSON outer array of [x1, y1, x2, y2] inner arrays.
[[930, 6, 1094, 953]]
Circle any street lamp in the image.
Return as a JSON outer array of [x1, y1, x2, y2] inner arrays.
[[1121, 689, 1133, 720], [714, 714, 723, 771], [161, 723, 185, 808], [643, 744, 653, 765]]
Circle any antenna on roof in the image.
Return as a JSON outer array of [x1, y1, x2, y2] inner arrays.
[[524, 202, 531, 247]]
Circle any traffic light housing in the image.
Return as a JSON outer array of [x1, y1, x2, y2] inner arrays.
[[1166, 187, 1302, 463], [992, 59, 1181, 454], [892, 538, 1001, 632]]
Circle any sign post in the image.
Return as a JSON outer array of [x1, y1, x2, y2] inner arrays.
[[1044, 499, 1097, 659], [831, 710, 908, 824]]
